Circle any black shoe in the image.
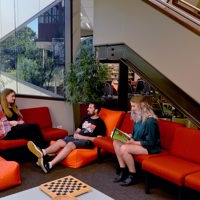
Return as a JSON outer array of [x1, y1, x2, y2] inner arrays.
[[27, 141, 43, 158], [113, 172, 128, 183], [38, 157, 50, 173], [113, 174, 123, 183], [120, 175, 137, 186]]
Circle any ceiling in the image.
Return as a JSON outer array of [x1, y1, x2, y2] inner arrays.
[[81, 0, 93, 35]]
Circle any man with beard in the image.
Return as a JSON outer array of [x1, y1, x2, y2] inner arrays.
[[27, 103, 106, 173], [113, 95, 161, 186]]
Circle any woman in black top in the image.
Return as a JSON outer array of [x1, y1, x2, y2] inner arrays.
[[0, 88, 46, 147]]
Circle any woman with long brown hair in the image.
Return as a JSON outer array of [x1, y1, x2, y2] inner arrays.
[[0, 88, 46, 147]]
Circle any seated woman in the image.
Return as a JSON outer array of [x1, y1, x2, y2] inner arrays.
[[113, 95, 161, 186], [0, 88, 46, 148]]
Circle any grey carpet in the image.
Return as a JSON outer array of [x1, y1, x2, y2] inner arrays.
[[0, 152, 180, 200]]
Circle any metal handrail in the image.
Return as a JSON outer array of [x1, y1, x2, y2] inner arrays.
[[148, 0, 200, 26], [179, 0, 200, 12]]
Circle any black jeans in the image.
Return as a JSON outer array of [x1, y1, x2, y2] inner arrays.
[[3, 123, 46, 148]]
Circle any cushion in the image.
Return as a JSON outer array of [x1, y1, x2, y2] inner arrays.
[[170, 127, 200, 163], [99, 108, 125, 137], [94, 136, 115, 154], [50, 141, 99, 168], [142, 155, 200, 186], [0, 139, 27, 150], [134, 149, 168, 163], [0, 156, 5, 161], [185, 171, 200, 192], [158, 119, 184, 150], [61, 147, 99, 168], [20, 107, 52, 129], [0, 158, 21, 190], [119, 112, 134, 133], [42, 128, 68, 141]]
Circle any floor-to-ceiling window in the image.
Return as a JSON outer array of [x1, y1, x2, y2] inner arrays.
[[0, 0, 70, 97]]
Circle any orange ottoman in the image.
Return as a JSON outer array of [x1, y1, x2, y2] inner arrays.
[[61, 147, 99, 168], [0, 157, 21, 191], [50, 141, 99, 168]]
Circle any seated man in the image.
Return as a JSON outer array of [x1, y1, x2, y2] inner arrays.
[[27, 102, 106, 173]]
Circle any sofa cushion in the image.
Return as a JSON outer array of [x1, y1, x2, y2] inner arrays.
[[0, 158, 21, 190], [119, 113, 134, 133], [158, 119, 184, 150], [185, 171, 200, 192], [93, 136, 115, 154], [0, 139, 27, 150], [170, 127, 200, 163], [20, 107, 52, 129], [142, 155, 200, 186], [134, 149, 169, 163], [42, 128, 68, 141], [99, 108, 125, 137]]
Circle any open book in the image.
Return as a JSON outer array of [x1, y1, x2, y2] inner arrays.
[[111, 128, 131, 143]]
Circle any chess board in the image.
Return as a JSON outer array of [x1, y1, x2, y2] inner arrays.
[[39, 175, 92, 198]]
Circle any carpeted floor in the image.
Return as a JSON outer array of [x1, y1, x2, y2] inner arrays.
[[0, 150, 182, 200]]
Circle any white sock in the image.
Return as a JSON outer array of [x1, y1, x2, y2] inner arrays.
[[49, 162, 52, 169], [42, 149, 46, 156]]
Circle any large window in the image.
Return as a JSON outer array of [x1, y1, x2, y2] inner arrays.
[[0, 0, 69, 97]]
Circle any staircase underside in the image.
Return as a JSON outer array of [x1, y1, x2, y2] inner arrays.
[[96, 43, 200, 128]]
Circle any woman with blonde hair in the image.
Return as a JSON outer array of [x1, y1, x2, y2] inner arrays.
[[113, 95, 161, 186], [0, 88, 46, 147]]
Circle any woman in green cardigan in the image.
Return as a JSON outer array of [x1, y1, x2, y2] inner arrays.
[[113, 95, 161, 186]]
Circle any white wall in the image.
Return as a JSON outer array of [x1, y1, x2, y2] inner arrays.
[[94, 0, 200, 103], [16, 97, 75, 134]]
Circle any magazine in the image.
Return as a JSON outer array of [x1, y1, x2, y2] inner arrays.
[[111, 128, 131, 143]]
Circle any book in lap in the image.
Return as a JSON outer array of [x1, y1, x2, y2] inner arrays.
[[111, 128, 131, 142]]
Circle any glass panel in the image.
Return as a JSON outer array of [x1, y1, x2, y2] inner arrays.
[[0, 0, 67, 97]]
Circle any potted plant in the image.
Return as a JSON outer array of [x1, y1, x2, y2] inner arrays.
[[65, 44, 108, 126], [65, 44, 108, 103]]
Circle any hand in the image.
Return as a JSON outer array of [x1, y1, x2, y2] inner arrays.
[[18, 120, 24, 124], [73, 133, 82, 139], [9, 121, 19, 127], [126, 138, 135, 144]]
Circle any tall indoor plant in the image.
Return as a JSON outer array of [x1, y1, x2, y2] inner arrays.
[[65, 43, 108, 127], [65, 44, 108, 104]]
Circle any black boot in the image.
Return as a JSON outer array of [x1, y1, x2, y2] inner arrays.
[[113, 167, 128, 183], [120, 173, 137, 186]]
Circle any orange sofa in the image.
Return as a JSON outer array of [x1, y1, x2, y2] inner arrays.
[[0, 107, 68, 151], [50, 107, 126, 168], [94, 109, 200, 198], [93, 108, 126, 161], [94, 111, 185, 163], [142, 126, 200, 199], [134, 119, 184, 163]]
